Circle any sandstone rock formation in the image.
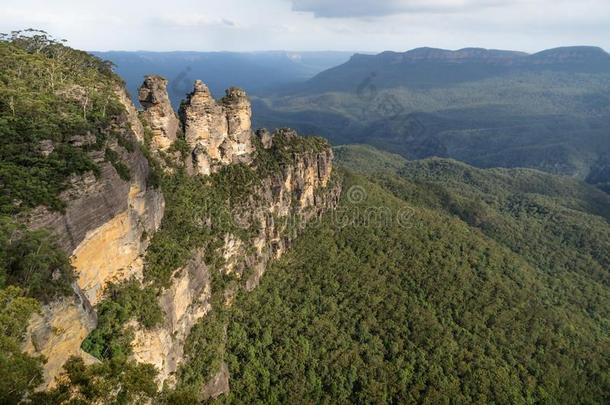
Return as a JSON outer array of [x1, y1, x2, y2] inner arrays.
[[179, 81, 255, 175], [131, 250, 212, 384], [138, 75, 180, 151], [129, 127, 339, 387], [23, 91, 165, 388], [256, 128, 273, 149], [22, 74, 340, 396], [116, 86, 145, 142], [23, 294, 98, 388], [201, 362, 230, 401]]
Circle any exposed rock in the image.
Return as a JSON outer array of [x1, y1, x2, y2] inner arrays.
[[26, 142, 164, 305], [201, 362, 230, 401], [256, 128, 273, 149], [24, 97, 165, 389], [139, 75, 179, 151], [70, 183, 164, 305], [192, 143, 212, 176], [22, 72, 340, 397], [116, 86, 145, 142], [38, 140, 54, 157], [68, 133, 96, 148], [236, 139, 338, 290], [23, 293, 97, 389], [221, 87, 253, 163], [131, 250, 211, 384], [128, 128, 340, 392], [179, 81, 255, 175]]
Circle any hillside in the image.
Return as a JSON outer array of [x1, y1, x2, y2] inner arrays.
[[287, 46, 610, 94], [213, 146, 610, 404], [252, 46, 610, 187]]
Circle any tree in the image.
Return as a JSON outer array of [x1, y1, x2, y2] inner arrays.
[[0, 286, 44, 403]]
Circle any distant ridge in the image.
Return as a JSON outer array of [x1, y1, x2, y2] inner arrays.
[[349, 46, 609, 65], [94, 50, 354, 106], [529, 46, 610, 64], [351, 47, 529, 64], [253, 45, 610, 187], [293, 45, 610, 94]]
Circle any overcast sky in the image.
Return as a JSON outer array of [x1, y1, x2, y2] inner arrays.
[[1, 0, 609, 53]]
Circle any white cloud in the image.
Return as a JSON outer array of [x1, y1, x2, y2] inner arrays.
[[0, 0, 608, 52]]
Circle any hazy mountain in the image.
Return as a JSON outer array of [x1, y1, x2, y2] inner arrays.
[[93, 50, 354, 107], [287, 46, 610, 93], [253, 46, 610, 190]]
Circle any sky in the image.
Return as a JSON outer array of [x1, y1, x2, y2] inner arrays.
[[1, 0, 609, 53]]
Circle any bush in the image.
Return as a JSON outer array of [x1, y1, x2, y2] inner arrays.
[[0, 286, 44, 403], [81, 280, 163, 361], [0, 217, 75, 303]]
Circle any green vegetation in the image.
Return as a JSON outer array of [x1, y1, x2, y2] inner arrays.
[[0, 216, 75, 303], [177, 310, 227, 390], [213, 167, 609, 404], [33, 356, 158, 404], [334, 144, 407, 173], [82, 280, 163, 361], [0, 214, 75, 404], [3, 29, 609, 404], [336, 149, 610, 287], [255, 50, 610, 185], [252, 130, 330, 179], [145, 130, 331, 288], [105, 147, 132, 181], [0, 286, 44, 404], [75, 127, 333, 402], [0, 30, 132, 215], [0, 31, 148, 403], [0, 215, 75, 402], [143, 170, 241, 288]]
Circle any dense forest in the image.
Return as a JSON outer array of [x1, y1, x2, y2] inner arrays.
[[212, 147, 610, 404]]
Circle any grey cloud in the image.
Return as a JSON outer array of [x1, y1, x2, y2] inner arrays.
[[291, 0, 509, 18]]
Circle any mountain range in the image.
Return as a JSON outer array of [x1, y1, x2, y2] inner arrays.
[[251, 46, 610, 192], [281, 46, 610, 93]]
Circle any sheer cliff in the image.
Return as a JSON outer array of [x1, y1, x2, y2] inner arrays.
[[2, 40, 339, 403], [127, 77, 340, 390]]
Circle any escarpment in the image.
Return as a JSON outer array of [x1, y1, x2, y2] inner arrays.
[[23, 89, 165, 388], [22, 71, 340, 397], [129, 127, 339, 385], [130, 85, 340, 386]]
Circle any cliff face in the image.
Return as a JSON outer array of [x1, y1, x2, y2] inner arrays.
[[130, 128, 339, 385], [130, 78, 340, 391], [23, 90, 165, 388], [23, 73, 340, 395]]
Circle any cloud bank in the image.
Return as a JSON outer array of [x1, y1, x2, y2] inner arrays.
[[290, 0, 507, 18], [0, 0, 609, 52]]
